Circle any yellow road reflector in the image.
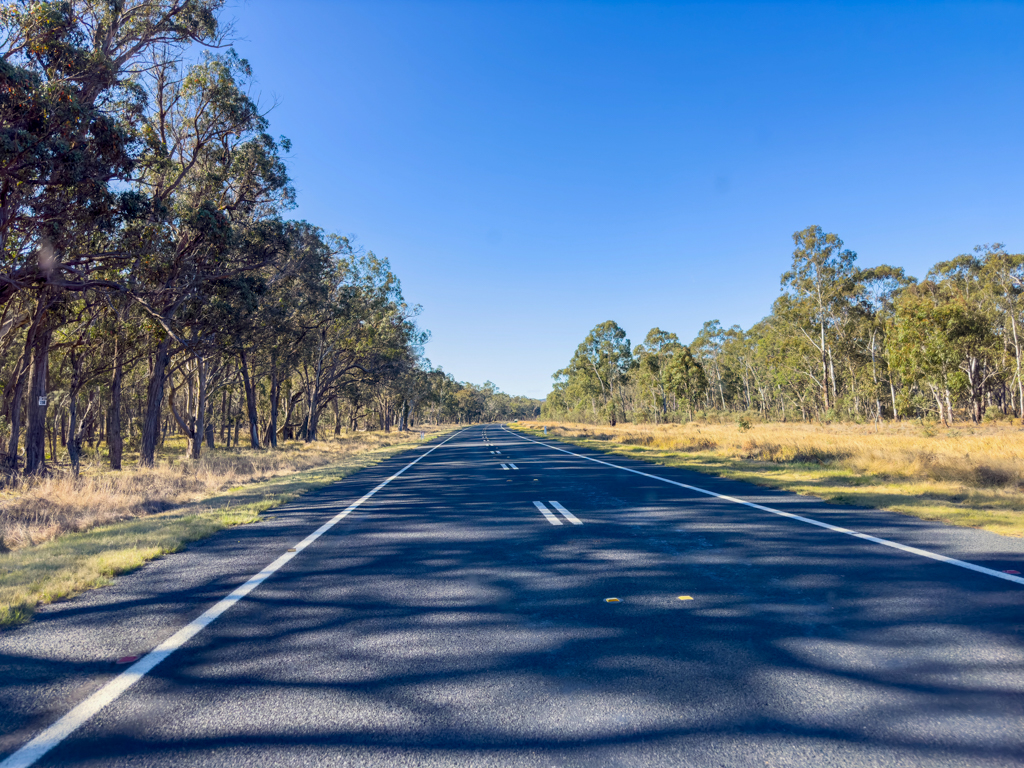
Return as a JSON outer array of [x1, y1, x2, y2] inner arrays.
[[287, 548, 297, 552], [605, 597, 620, 603], [677, 595, 693, 601]]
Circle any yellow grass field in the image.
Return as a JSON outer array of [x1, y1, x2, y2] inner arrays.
[[0, 427, 456, 626], [510, 419, 1024, 538]]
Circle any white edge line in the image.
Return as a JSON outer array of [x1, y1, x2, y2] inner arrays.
[[0, 429, 467, 768], [533, 500, 563, 525], [503, 426, 1024, 587], [549, 501, 583, 525]]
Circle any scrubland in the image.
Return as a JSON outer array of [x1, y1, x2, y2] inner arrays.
[[512, 420, 1024, 537], [0, 427, 452, 626]]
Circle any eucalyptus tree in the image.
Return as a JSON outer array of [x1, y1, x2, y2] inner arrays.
[[925, 256, 1005, 422], [691, 320, 728, 411], [976, 245, 1024, 416], [554, 321, 632, 424], [779, 226, 859, 413], [297, 252, 424, 441], [237, 221, 334, 448], [633, 327, 681, 420], [664, 345, 707, 421], [1, 0, 229, 472], [124, 50, 293, 465], [853, 264, 915, 420]]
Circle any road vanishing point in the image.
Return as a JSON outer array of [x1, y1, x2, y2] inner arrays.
[[2, 425, 1023, 767]]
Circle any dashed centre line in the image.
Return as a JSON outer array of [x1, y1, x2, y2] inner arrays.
[[533, 500, 582, 526], [549, 500, 582, 524], [533, 501, 563, 525]]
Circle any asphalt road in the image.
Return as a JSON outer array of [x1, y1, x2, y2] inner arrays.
[[2, 424, 1024, 767]]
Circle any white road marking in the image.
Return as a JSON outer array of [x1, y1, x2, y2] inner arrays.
[[503, 426, 1024, 587], [550, 501, 583, 525], [533, 501, 563, 525], [0, 430, 467, 768], [500, 464, 509, 470], [508, 463, 517, 469]]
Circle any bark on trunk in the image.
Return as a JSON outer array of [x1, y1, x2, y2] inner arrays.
[[265, 356, 279, 448], [139, 337, 173, 467], [24, 321, 53, 474], [5, 299, 46, 469], [4, 361, 28, 469], [109, 334, 124, 470], [238, 349, 261, 449]]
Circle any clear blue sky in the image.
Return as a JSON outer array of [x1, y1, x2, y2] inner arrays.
[[229, 0, 1023, 399]]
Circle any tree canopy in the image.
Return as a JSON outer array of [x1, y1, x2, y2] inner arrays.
[[0, 1, 537, 476], [543, 230, 1023, 426]]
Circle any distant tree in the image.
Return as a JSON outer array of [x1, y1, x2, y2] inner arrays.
[[780, 226, 859, 413], [664, 346, 707, 421], [555, 321, 632, 424]]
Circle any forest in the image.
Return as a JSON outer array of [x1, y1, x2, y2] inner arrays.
[[544, 226, 1024, 426], [0, 1, 539, 478]]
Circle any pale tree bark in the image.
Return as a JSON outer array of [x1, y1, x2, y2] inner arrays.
[[1010, 314, 1024, 419]]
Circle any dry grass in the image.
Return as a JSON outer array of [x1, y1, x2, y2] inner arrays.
[[0, 426, 457, 626], [513, 420, 1024, 537], [0, 430, 445, 553]]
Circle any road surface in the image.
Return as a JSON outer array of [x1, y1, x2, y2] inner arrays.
[[2, 424, 1023, 767]]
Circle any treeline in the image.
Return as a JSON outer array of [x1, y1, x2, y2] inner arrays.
[[419, 379, 541, 425], [544, 226, 1023, 426], [0, 1, 532, 477]]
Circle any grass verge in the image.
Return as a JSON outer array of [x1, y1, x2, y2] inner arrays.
[[508, 421, 1024, 538], [0, 428, 456, 627]]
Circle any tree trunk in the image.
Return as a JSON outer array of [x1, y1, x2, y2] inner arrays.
[[109, 334, 124, 469], [820, 321, 829, 411], [1011, 314, 1024, 420], [4, 361, 28, 470], [172, 354, 208, 460], [139, 337, 173, 467], [67, 391, 84, 478], [304, 333, 326, 443], [24, 320, 52, 474], [931, 386, 945, 426], [5, 299, 47, 469], [238, 349, 261, 449], [265, 355, 280, 448]]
